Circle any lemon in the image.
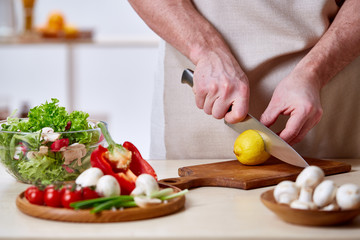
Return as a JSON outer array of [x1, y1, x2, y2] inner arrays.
[[233, 129, 270, 165]]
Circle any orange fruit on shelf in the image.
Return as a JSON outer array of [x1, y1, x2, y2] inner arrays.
[[47, 11, 65, 31]]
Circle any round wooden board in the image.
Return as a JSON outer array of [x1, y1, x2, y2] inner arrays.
[[16, 184, 185, 223], [261, 189, 360, 226]]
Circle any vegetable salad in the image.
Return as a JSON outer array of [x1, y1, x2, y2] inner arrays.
[[0, 98, 103, 184]]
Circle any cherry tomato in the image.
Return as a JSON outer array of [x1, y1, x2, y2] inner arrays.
[[62, 187, 82, 209], [44, 186, 62, 208], [25, 186, 44, 205], [82, 187, 99, 200], [25, 185, 38, 199]]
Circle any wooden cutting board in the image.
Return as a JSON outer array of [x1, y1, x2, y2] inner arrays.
[[158, 157, 351, 190]]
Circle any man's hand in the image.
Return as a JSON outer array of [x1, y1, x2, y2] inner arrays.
[[261, 0, 360, 145], [260, 71, 323, 145], [129, 0, 250, 123], [193, 51, 249, 124]]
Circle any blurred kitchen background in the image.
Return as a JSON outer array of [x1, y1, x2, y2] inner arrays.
[[0, 0, 160, 159]]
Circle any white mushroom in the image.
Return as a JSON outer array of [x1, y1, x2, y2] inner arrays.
[[62, 143, 87, 166], [13, 146, 23, 160], [321, 202, 340, 211], [130, 174, 159, 197], [96, 175, 121, 197], [273, 180, 300, 205], [26, 146, 48, 159], [313, 180, 337, 208], [336, 183, 360, 210], [290, 200, 317, 210], [40, 127, 61, 142], [75, 167, 104, 187], [134, 196, 162, 208], [295, 166, 325, 203]]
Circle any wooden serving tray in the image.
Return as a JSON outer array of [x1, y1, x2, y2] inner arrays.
[[16, 184, 185, 223], [159, 157, 351, 190]]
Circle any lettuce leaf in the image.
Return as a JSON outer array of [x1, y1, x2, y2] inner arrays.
[[17, 154, 78, 185]]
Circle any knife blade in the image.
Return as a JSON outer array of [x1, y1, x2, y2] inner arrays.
[[181, 69, 309, 168]]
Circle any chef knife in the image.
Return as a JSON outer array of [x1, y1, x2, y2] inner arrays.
[[181, 69, 309, 168]]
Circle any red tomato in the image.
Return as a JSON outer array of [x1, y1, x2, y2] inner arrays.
[[62, 187, 82, 209], [25, 186, 44, 205], [44, 184, 55, 192], [82, 187, 99, 200], [44, 186, 62, 208]]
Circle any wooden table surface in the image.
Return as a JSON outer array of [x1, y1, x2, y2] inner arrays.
[[0, 158, 359, 240]]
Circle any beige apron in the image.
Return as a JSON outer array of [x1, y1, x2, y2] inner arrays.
[[150, 0, 360, 160]]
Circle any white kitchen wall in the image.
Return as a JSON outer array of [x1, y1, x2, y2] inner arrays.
[[0, 0, 160, 158]]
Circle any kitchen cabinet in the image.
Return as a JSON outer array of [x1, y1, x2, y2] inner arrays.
[[0, 158, 359, 240], [0, 37, 159, 158]]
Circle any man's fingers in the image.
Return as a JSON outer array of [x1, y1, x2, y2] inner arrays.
[[212, 98, 231, 119], [260, 103, 282, 128], [288, 120, 313, 145], [224, 97, 248, 123], [279, 112, 307, 143], [288, 111, 323, 145]]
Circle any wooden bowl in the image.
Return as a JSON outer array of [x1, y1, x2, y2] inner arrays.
[[16, 184, 185, 223], [260, 189, 360, 226]]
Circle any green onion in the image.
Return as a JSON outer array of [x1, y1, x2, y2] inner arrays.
[[150, 188, 174, 198], [114, 201, 137, 208], [159, 189, 188, 201], [90, 198, 135, 214], [70, 195, 133, 210], [71, 188, 189, 213]]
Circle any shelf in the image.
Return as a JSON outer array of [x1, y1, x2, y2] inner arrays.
[[0, 35, 160, 47]]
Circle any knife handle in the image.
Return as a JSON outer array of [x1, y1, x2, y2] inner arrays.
[[181, 69, 233, 112], [181, 68, 194, 87]]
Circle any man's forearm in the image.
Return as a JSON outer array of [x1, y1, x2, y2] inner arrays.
[[128, 0, 232, 65], [294, 0, 360, 88], [129, 0, 250, 123]]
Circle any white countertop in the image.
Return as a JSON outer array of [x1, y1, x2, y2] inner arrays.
[[0, 159, 359, 240]]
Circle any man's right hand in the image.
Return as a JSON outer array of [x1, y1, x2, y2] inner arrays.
[[193, 50, 250, 124], [129, 0, 250, 123]]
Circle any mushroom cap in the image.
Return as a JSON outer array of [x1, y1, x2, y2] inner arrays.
[[290, 200, 317, 210], [131, 174, 159, 197], [295, 166, 325, 189], [336, 183, 360, 210], [75, 167, 104, 187], [313, 180, 337, 208], [41, 127, 54, 134], [96, 175, 121, 197], [273, 180, 299, 204], [321, 202, 340, 211]]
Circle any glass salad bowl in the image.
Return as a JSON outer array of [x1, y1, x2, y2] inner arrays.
[[0, 119, 105, 184]]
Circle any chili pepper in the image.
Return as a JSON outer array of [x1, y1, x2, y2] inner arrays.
[[123, 141, 157, 180]]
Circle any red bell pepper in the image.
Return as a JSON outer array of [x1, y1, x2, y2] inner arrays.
[[90, 145, 136, 195], [123, 141, 157, 180], [90, 122, 157, 195]]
